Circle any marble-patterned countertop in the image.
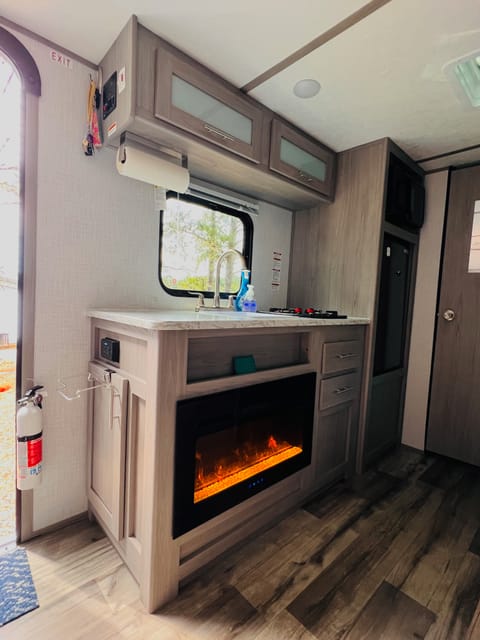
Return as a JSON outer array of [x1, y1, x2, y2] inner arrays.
[[87, 309, 370, 330]]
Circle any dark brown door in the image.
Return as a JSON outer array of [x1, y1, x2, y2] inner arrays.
[[427, 165, 480, 465]]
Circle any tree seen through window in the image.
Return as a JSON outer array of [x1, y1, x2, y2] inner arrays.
[[160, 194, 252, 296]]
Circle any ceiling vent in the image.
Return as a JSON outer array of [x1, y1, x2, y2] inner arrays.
[[445, 51, 480, 108]]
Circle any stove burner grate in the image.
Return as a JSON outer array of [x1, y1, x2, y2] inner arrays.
[[269, 307, 347, 319]]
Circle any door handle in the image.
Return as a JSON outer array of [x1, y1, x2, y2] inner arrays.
[[443, 309, 456, 322]]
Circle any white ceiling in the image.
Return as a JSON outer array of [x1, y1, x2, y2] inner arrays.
[[251, 0, 480, 162], [1, 0, 480, 166]]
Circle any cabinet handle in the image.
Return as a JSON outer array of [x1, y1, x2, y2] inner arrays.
[[204, 123, 236, 142], [333, 386, 353, 395], [298, 170, 313, 183], [335, 352, 358, 360]]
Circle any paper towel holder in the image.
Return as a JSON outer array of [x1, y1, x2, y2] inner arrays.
[[118, 132, 188, 171]]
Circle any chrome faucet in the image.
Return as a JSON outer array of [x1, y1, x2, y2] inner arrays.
[[214, 249, 247, 308], [194, 249, 247, 311]]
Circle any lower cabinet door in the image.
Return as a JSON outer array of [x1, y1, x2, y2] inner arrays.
[[87, 362, 129, 540], [365, 369, 404, 465], [316, 402, 354, 486]]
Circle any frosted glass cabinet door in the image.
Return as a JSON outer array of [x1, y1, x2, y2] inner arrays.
[[269, 119, 336, 199], [155, 48, 263, 163]]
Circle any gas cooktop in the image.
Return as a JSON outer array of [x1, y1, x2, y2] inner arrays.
[[267, 307, 348, 319]]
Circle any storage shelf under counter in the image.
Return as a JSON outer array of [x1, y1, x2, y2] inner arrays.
[[86, 308, 369, 613]]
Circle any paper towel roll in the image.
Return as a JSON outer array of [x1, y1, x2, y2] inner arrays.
[[116, 145, 189, 192]]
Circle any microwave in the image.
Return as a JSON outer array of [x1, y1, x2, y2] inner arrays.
[[385, 155, 425, 230]]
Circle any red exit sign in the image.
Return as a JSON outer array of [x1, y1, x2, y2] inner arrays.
[[49, 49, 73, 69]]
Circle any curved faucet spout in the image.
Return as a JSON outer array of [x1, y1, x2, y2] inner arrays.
[[214, 249, 247, 308]]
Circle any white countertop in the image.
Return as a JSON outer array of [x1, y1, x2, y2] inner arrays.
[[87, 308, 370, 330]]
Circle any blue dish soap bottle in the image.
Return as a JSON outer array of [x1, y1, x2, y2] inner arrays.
[[242, 284, 257, 312], [235, 269, 250, 311]]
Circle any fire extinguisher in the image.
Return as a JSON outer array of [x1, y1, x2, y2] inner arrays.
[[16, 385, 44, 490]]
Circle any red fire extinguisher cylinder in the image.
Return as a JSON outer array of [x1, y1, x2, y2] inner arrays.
[[16, 385, 44, 490]]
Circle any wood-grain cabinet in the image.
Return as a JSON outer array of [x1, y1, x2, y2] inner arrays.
[[87, 362, 128, 541], [288, 138, 423, 472], [315, 338, 363, 486], [270, 119, 336, 199], [154, 47, 264, 164], [100, 16, 336, 207], [87, 317, 366, 612], [87, 339, 148, 583]]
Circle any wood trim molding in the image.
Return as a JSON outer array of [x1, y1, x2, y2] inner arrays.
[[30, 511, 88, 538], [425, 160, 480, 175], [0, 16, 97, 71], [417, 142, 480, 164], [18, 91, 40, 542], [0, 25, 41, 95], [241, 0, 393, 93]]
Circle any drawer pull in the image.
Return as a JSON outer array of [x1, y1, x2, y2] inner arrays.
[[204, 123, 236, 142], [298, 170, 313, 183], [334, 386, 353, 395], [335, 352, 358, 360]]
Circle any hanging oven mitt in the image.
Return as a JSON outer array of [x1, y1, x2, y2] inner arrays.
[[82, 77, 102, 156]]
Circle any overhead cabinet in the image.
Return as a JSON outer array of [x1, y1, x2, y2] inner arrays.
[[154, 49, 264, 163], [100, 16, 336, 208], [270, 119, 336, 199]]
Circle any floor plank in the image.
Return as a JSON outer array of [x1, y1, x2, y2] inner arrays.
[[287, 482, 435, 639], [424, 554, 480, 640], [376, 447, 428, 480], [417, 456, 472, 491], [344, 581, 435, 640], [4, 448, 480, 640], [253, 610, 319, 640], [470, 529, 480, 556]]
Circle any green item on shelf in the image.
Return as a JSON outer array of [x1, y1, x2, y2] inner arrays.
[[233, 355, 256, 375]]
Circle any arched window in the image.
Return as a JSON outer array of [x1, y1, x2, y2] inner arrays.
[[0, 26, 40, 542]]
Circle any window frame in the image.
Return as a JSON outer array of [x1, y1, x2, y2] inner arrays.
[[0, 26, 41, 543], [158, 190, 253, 299]]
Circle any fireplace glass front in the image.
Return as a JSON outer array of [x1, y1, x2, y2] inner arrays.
[[173, 372, 315, 537]]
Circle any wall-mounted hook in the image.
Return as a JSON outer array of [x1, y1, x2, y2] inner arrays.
[[57, 370, 119, 401]]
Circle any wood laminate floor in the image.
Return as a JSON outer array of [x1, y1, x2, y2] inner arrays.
[[4, 448, 480, 639]]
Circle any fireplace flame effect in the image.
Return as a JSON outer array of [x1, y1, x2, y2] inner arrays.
[[194, 436, 302, 504]]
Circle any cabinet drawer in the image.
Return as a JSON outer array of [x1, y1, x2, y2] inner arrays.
[[320, 372, 359, 410], [322, 340, 362, 375]]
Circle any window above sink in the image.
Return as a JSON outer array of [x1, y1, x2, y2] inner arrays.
[[159, 191, 253, 299]]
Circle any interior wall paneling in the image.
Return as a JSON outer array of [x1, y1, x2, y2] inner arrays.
[[289, 139, 388, 472], [288, 138, 388, 318]]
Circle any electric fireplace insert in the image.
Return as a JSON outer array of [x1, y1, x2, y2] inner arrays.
[[173, 372, 316, 537]]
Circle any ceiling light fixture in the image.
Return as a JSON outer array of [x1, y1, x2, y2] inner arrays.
[[445, 51, 480, 108], [293, 79, 321, 99]]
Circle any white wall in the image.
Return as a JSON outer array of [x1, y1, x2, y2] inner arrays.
[[250, 202, 291, 308], [401, 171, 449, 450], [6, 26, 292, 530]]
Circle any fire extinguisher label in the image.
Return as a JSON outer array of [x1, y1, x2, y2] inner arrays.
[[17, 432, 43, 481], [27, 437, 42, 469]]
